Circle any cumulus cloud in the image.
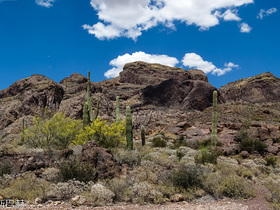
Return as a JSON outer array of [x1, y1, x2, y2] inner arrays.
[[35, 0, 55, 8], [258, 8, 278, 20], [104, 51, 179, 78], [84, 0, 254, 40], [239, 22, 252, 33], [182, 53, 238, 76]]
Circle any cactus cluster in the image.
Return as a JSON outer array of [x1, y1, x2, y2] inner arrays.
[[141, 125, 145, 146]]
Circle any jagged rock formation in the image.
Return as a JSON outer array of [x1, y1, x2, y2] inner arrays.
[[219, 72, 280, 103], [0, 74, 63, 130]]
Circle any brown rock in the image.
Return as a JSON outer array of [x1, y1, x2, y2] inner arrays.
[[267, 146, 278, 154], [0, 74, 63, 130], [79, 141, 122, 179], [220, 72, 280, 103], [240, 151, 250, 158], [170, 194, 184, 202]]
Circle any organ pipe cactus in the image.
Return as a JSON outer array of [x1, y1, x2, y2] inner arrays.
[[116, 96, 120, 125], [126, 106, 133, 150], [211, 90, 218, 153]]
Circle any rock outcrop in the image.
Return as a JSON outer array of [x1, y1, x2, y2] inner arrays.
[[219, 72, 280, 103], [0, 74, 63, 130]]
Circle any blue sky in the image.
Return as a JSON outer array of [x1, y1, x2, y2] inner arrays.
[[0, 0, 279, 91]]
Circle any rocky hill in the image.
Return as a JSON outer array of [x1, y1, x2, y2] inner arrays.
[[0, 61, 219, 135]]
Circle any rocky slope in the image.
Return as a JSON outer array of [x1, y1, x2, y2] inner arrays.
[[219, 72, 280, 103], [0, 61, 219, 135]]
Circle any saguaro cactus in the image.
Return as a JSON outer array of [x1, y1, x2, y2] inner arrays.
[[141, 125, 145, 146], [211, 90, 218, 153], [83, 71, 94, 127], [116, 96, 120, 125], [126, 106, 133, 150]]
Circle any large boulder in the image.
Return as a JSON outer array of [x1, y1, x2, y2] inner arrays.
[[79, 141, 122, 179], [219, 72, 280, 103]]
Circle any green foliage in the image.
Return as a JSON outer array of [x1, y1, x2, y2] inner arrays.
[[58, 159, 96, 183], [73, 118, 126, 148], [0, 162, 11, 176], [116, 96, 120, 125], [171, 165, 202, 190], [0, 173, 49, 201], [265, 155, 278, 167], [126, 106, 133, 150], [171, 135, 187, 149], [22, 112, 82, 150], [141, 125, 145, 146], [151, 136, 167, 148], [237, 129, 267, 154], [195, 147, 217, 164]]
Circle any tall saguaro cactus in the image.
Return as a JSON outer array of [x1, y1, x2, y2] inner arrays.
[[83, 71, 94, 127], [126, 106, 133, 150], [211, 90, 218, 153], [116, 96, 120, 125]]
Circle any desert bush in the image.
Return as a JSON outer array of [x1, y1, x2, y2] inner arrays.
[[83, 183, 115, 206], [151, 136, 167, 147], [0, 162, 11, 176], [238, 167, 254, 180], [171, 165, 202, 190], [23, 113, 82, 150], [112, 148, 141, 167], [265, 155, 278, 167], [146, 151, 177, 168], [195, 147, 217, 164], [106, 178, 129, 202], [0, 172, 49, 201], [58, 159, 96, 183], [262, 177, 280, 207], [46, 179, 91, 201], [124, 182, 164, 204], [42, 167, 60, 182], [171, 135, 187, 149], [73, 118, 125, 148], [203, 172, 255, 199], [237, 129, 267, 154]]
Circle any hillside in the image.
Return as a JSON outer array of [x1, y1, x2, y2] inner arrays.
[[0, 61, 280, 209]]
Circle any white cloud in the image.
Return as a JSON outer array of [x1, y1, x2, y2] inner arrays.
[[84, 0, 254, 40], [217, 9, 242, 21], [258, 8, 278, 20], [239, 22, 252, 33], [182, 53, 238, 76], [35, 0, 55, 8], [104, 51, 179, 78]]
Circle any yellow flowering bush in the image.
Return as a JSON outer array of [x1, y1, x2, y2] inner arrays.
[[22, 113, 82, 149], [72, 118, 126, 148]]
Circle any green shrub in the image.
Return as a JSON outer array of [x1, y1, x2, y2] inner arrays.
[[237, 129, 267, 154], [151, 136, 167, 147], [265, 155, 278, 167], [171, 165, 202, 190], [195, 147, 217, 164], [203, 172, 255, 199], [0, 162, 11, 176], [171, 135, 187, 149], [23, 113, 82, 150], [58, 159, 96, 183]]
